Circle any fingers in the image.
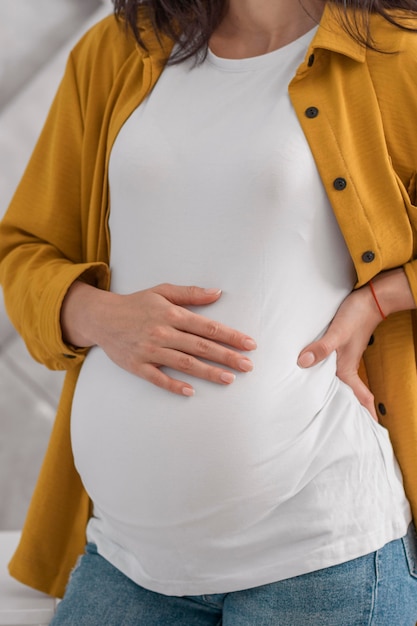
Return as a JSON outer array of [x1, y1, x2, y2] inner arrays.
[[165, 303, 257, 353], [152, 347, 244, 385], [166, 328, 255, 373], [134, 328, 254, 396], [154, 283, 223, 306], [133, 348, 244, 398], [338, 372, 378, 422], [139, 364, 196, 397], [153, 284, 257, 352], [138, 368, 228, 397]]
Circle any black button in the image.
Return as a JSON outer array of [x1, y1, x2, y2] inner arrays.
[[307, 54, 315, 67], [378, 403, 387, 416], [362, 251, 375, 263], [305, 106, 319, 118], [333, 177, 347, 191], [63, 353, 76, 359], [368, 334, 375, 346]]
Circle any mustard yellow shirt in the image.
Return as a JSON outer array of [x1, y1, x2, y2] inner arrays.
[[1, 5, 417, 598]]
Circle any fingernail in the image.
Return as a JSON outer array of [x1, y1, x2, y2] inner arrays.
[[204, 288, 222, 295], [298, 352, 315, 367], [242, 338, 257, 350], [220, 372, 236, 384], [238, 359, 253, 372], [182, 387, 195, 397]]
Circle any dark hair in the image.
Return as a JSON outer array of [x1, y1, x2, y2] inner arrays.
[[113, 0, 417, 62]]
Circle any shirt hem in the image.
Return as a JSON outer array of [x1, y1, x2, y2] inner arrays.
[[89, 511, 411, 597]]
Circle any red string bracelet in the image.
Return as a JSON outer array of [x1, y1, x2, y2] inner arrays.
[[369, 279, 387, 320]]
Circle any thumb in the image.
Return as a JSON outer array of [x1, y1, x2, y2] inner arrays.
[[154, 283, 223, 306], [297, 334, 338, 368]]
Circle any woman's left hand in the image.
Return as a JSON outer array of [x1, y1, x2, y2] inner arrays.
[[297, 269, 416, 421], [297, 285, 383, 421]]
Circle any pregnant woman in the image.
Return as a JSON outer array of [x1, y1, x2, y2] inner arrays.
[[2, 0, 417, 623]]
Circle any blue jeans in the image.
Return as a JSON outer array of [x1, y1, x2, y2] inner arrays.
[[51, 525, 417, 625]]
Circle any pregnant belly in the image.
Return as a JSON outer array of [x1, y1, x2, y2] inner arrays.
[[71, 344, 346, 529]]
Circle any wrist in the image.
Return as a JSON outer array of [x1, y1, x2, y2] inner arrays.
[[369, 279, 387, 321], [368, 268, 416, 318], [61, 280, 115, 348]]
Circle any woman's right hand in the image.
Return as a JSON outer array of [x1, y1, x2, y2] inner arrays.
[[61, 281, 257, 396]]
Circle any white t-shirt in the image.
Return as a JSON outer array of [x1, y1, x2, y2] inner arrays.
[[71, 29, 411, 595]]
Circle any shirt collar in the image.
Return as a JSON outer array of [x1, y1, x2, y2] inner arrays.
[[311, 3, 367, 62]]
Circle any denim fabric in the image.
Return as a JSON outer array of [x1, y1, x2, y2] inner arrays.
[[50, 525, 417, 625]]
